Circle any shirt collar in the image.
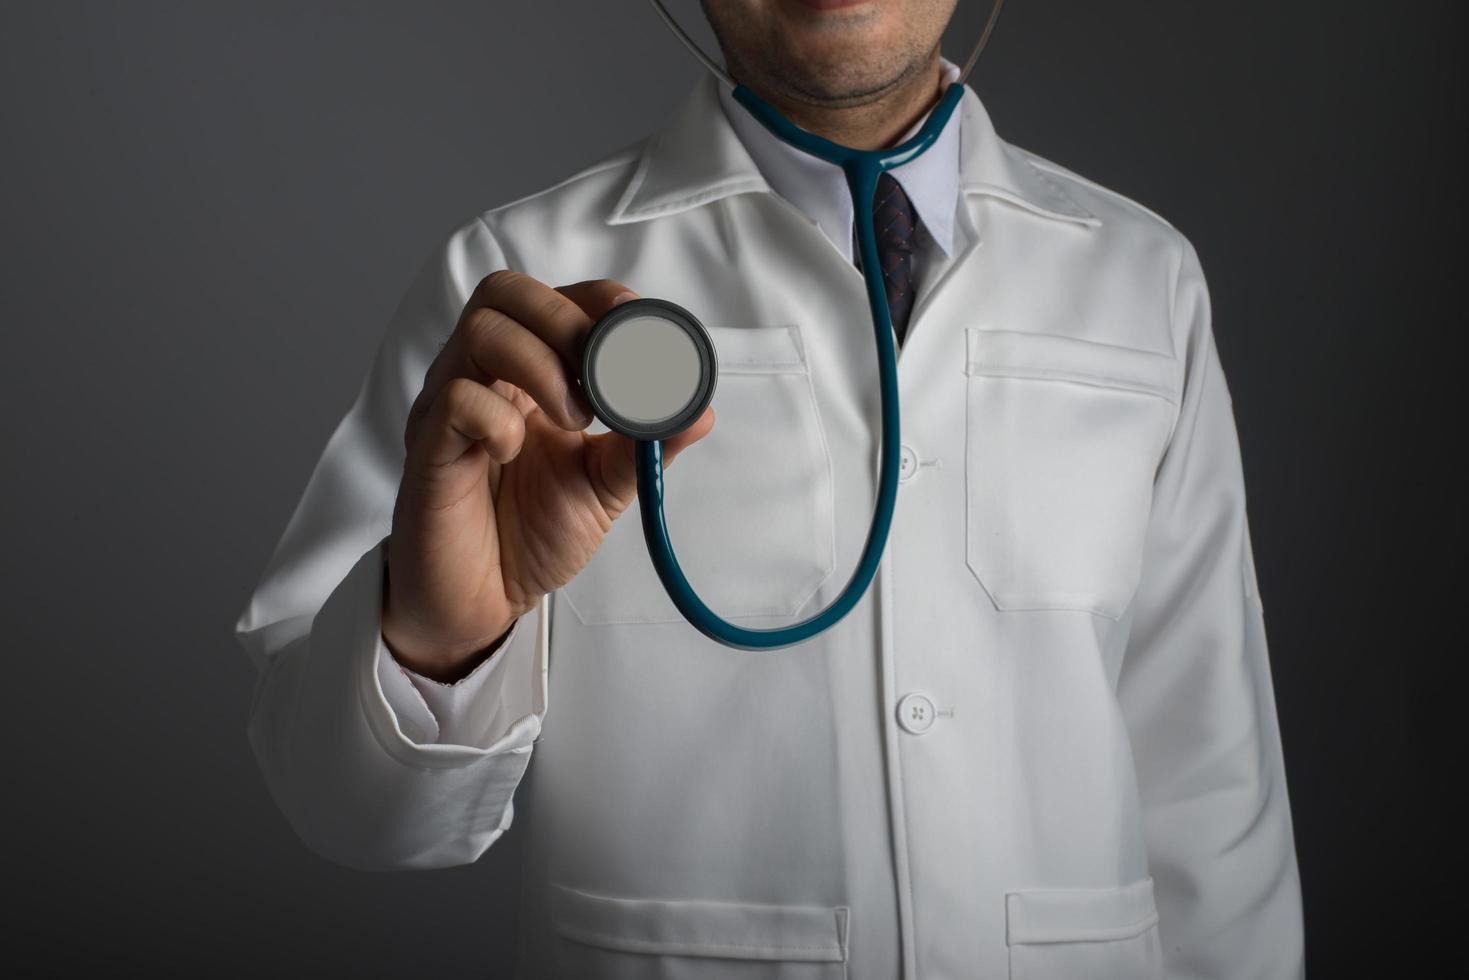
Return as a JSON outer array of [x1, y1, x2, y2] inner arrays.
[[714, 59, 963, 264], [608, 66, 1099, 235]]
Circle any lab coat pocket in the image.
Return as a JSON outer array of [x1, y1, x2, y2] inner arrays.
[[1006, 876, 1163, 980], [963, 329, 1180, 620], [562, 323, 836, 625], [550, 883, 850, 979]]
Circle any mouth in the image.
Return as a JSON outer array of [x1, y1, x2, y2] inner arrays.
[[786, 0, 878, 13]]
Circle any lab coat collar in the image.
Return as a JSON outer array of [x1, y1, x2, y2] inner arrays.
[[607, 71, 1099, 229], [713, 57, 964, 263]]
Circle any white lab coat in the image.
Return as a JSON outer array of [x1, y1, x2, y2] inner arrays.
[[234, 73, 1304, 979]]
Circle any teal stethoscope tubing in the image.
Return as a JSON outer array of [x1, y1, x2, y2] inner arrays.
[[638, 1, 1003, 650], [635, 85, 964, 651]]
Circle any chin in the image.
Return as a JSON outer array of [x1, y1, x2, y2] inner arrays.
[[780, 52, 910, 103], [770, 7, 907, 93]]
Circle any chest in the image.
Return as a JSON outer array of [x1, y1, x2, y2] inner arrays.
[[536, 194, 1183, 629]]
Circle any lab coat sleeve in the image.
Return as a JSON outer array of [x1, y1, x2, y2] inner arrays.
[[232, 215, 550, 871], [1115, 237, 1304, 978]]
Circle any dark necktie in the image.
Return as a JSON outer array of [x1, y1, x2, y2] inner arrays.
[[870, 171, 919, 346]]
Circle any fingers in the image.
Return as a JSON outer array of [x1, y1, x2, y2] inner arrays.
[[583, 405, 715, 517], [466, 274, 630, 368], [457, 301, 589, 430], [408, 376, 526, 470], [660, 405, 716, 467], [555, 279, 639, 323], [415, 272, 637, 434]]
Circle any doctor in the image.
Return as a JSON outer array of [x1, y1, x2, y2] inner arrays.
[[234, 1, 1304, 976]]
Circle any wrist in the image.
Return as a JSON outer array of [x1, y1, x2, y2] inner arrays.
[[382, 615, 518, 684], [379, 551, 520, 681]]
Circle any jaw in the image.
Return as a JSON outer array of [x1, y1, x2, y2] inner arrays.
[[713, 0, 922, 107]]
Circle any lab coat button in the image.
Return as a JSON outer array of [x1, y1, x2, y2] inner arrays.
[[896, 692, 936, 734], [898, 444, 919, 483]]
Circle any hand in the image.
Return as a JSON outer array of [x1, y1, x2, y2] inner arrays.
[[381, 272, 716, 682]]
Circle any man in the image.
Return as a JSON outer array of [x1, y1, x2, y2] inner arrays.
[[234, 1, 1305, 976]]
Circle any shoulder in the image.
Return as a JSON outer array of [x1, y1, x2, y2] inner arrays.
[[992, 141, 1211, 361], [476, 140, 647, 243], [1016, 143, 1190, 252], [1007, 142, 1201, 308], [422, 138, 648, 286], [1016, 141, 1206, 311]]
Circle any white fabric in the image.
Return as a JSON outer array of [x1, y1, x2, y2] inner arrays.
[[376, 58, 965, 739], [376, 614, 526, 747], [233, 68, 1304, 979]]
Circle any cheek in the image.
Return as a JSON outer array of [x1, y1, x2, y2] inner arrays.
[[705, 1, 762, 48], [911, 0, 958, 40], [872, 2, 945, 58]]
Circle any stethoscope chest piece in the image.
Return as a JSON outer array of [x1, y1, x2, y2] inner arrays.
[[580, 297, 718, 441]]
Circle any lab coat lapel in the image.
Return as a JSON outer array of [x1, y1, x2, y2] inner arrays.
[[607, 75, 769, 225]]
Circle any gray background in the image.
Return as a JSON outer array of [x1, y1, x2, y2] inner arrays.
[[2, 1, 1460, 975]]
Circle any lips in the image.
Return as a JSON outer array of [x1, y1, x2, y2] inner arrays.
[[790, 0, 875, 11]]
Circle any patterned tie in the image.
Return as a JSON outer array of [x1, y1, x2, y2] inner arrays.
[[869, 171, 919, 346]]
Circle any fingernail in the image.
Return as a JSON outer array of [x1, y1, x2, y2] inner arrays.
[[611, 291, 638, 308], [565, 391, 591, 426]]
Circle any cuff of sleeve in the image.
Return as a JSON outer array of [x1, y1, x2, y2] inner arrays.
[[377, 615, 533, 750], [347, 537, 548, 767], [375, 640, 443, 745]]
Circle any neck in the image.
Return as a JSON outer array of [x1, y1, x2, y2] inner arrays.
[[741, 54, 945, 152]]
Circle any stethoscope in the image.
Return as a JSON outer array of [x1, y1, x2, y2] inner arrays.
[[578, 1, 1006, 650]]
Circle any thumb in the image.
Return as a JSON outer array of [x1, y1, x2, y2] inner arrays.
[[583, 406, 716, 521]]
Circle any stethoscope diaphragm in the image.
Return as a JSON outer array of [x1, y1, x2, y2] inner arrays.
[[579, 297, 718, 442]]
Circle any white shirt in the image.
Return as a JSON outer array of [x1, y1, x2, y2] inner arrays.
[[379, 59, 969, 741]]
